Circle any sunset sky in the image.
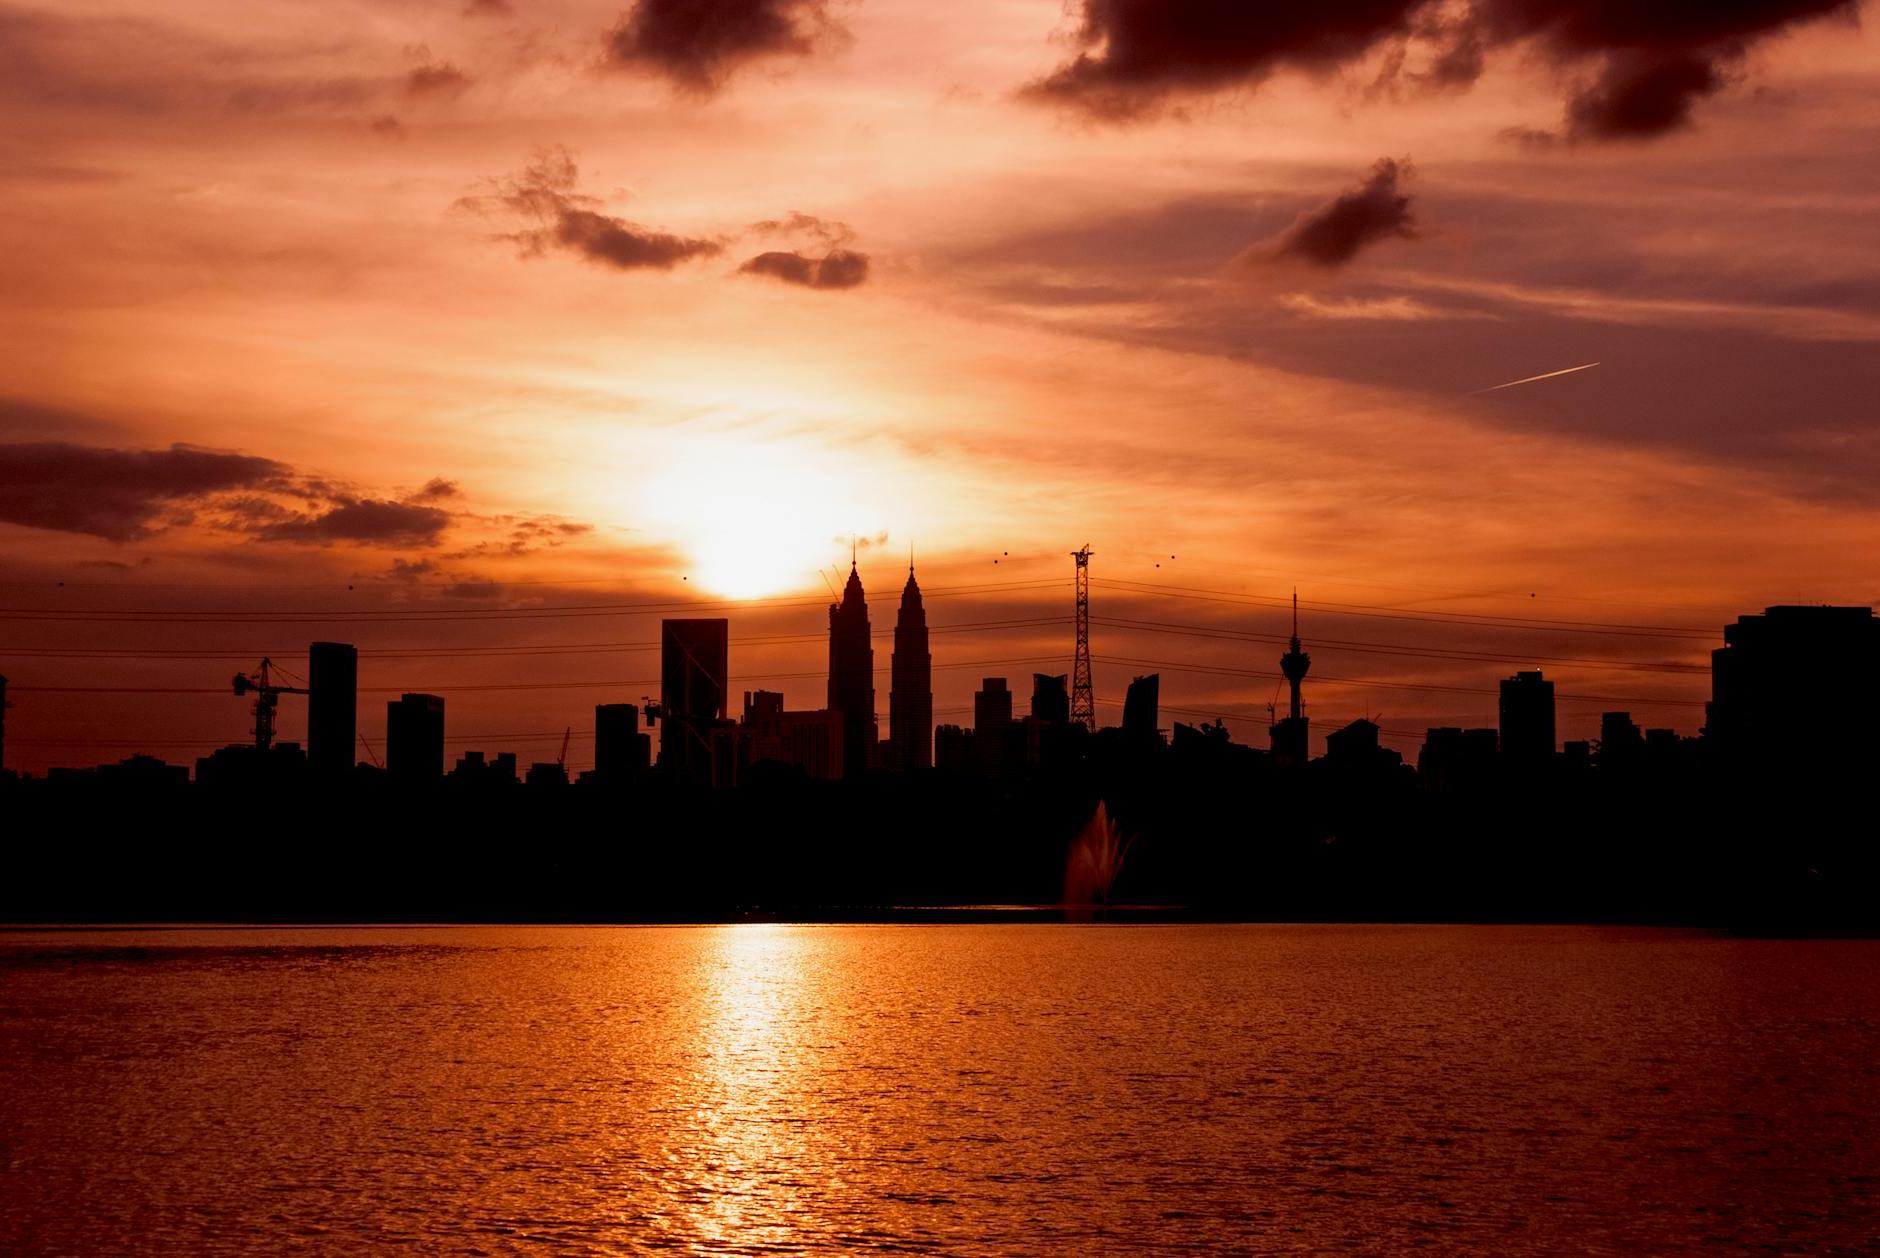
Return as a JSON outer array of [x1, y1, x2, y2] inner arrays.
[[3, 0, 1878, 772]]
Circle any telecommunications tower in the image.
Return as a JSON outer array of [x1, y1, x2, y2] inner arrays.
[[1070, 545, 1095, 730]]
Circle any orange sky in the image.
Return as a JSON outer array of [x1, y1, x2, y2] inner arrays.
[[3, 0, 1878, 772]]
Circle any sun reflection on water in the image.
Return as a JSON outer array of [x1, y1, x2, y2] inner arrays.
[[652, 925, 834, 1250]]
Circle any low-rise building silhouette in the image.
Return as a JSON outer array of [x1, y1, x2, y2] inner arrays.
[[1598, 711, 1643, 770], [741, 690, 844, 780], [595, 703, 651, 781], [450, 749, 518, 786], [1418, 727, 1497, 792], [525, 761, 568, 788]]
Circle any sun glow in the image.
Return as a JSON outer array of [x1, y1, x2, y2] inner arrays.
[[641, 439, 888, 599]]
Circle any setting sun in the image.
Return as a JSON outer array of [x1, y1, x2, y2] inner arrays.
[[641, 439, 887, 599]]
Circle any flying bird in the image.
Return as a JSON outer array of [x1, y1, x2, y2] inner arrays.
[[1473, 361, 1601, 394]]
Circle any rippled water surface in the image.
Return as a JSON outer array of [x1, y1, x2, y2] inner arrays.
[[3, 924, 1878, 1254]]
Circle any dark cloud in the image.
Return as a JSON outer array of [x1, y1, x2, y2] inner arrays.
[[412, 477, 461, 502], [387, 557, 438, 582], [370, 114, 406, 139], [405, 61, 472, 96], [1025, 1, 1425, 119], [740, 248, 870, 289], [554, 207, 722, 269], [1027, 0, 1860, 139], [444, 514, 594, 559], [1560, 48, 1721, 139], [1240, 159, 1417, 270], [460, 148, 721, 272], [464, 0, 512, 15], [602, 0, 839, 92], [749, 211, 855, 247], [255, 498, 451, 547], [0, 441, 286, 541]]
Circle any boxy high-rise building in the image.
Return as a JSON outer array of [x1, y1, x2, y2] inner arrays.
[[386, 692, 445, 780], [1123, 673, 1160, 741], [308, 641, 358, 775], [1499, 670, 1555, 763], [661, 618, 728, 783], [1031, 674, 1070, 725]]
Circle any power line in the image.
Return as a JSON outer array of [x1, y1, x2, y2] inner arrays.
[[1092, 616, 1708, 674], [0, 578, 1069, 624], [1093, 578, 1715, 640], [1090, 654, 1706, 709], [7, 656, 1076, 697], [0, 616, 1069, 661]]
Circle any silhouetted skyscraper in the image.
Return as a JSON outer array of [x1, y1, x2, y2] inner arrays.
[[661, 618, 728, 784], [1123, 673, 1160, 741], [890, 560, 932, 771], [0, 672, 8, 773], [386, 693, 444, 780], [1499, 669, 1556, 763], [1708, 604, 1880, 777], [1031, 673, 1070, 725], [975, 676, 1012, 731], [595, 703, 649, 780], [973, 676, 1013, 776], [307, 641, 357, 775], [827, 561, 875, 779]]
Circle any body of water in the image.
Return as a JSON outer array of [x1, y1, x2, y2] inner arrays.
[[2, 924, 1876, 1253]]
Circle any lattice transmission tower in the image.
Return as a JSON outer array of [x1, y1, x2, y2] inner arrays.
[[1070, 545, 1095, 730]]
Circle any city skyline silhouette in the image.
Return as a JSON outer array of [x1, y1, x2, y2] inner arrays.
[[5, 4, 1880, 1253]]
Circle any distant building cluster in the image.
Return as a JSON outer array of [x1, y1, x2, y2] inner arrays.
[[3, 595, 1876, 798]]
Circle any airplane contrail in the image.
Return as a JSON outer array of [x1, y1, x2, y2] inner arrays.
[[1472, 361, 1601, 393]]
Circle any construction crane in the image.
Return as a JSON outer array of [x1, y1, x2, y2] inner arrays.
[[557, 726, 571, 771], [230, 657, 307, 752]]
